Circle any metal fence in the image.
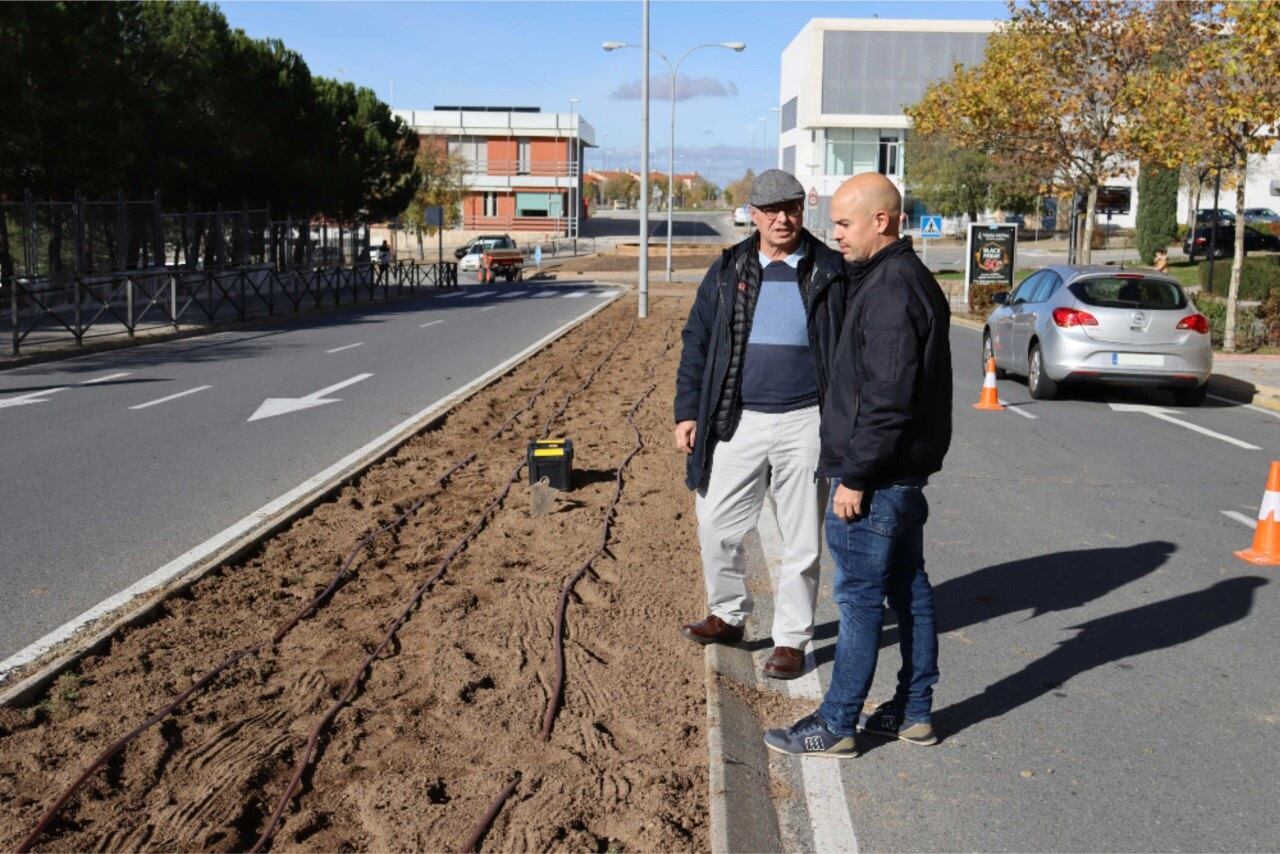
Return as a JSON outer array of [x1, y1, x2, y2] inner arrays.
[[0, 193, 458, 356]]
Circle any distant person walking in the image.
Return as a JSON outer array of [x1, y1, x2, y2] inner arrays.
[[764, 172, 953, 757], [673, 170, 848, 680], [376, 240, 392, 283]]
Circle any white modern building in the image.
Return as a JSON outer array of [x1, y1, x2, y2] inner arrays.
[[778, 18, 997, 225], [778, 17, 1280, 234]]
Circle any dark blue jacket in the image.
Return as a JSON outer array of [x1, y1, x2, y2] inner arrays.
[[674, 228, 848, 491], [817, 237, 953, 490]]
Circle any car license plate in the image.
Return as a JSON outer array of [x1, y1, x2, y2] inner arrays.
[[1112, 353, 1165, 367]]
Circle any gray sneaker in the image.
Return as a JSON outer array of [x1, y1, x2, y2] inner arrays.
[[859, 703, 938, 746], [763, 711, 857, 758]]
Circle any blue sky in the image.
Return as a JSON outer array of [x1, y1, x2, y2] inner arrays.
[[218, 0, 1008, 186]]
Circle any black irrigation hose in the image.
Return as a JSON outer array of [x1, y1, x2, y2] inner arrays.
[[250, 318, 640, 852], [541, 323, 676, 742], [16, 313, 620, 853]]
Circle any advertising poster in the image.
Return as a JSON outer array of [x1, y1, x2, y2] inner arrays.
[[964, 223, 1018, 306]]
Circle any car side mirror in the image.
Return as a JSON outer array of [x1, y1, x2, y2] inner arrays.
[[991, 292, 1009, 305]]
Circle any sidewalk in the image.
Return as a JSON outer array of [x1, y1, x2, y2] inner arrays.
[[1209, 353, 1280, 411]]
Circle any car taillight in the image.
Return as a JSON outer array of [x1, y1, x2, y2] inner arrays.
[[1052, 307, 1099, 327], [1177, 313, 1209, 334], [1194, 237, 1207, 245]]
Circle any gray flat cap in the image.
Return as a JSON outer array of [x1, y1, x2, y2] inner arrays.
[[748, 169, 805, 207]]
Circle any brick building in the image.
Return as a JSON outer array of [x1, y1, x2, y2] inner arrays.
[[394, 106, 595, 235]]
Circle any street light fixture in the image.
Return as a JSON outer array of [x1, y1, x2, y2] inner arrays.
[[604, 39, 745, 282]]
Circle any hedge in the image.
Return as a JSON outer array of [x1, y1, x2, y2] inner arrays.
[[1196, 293, 1261, 350], [1198, 255, 1280, 299], [968, 283, 1006, 317]]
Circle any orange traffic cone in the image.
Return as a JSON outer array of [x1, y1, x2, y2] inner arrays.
[[1236, 460, 1280, 566], [972, 357, 1006, 411]]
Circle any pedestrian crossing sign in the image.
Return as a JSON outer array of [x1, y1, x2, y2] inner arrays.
[[921, 215, 944, 238]]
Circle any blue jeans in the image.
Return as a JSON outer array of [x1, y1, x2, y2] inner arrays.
[[817, 482, 938, 737]]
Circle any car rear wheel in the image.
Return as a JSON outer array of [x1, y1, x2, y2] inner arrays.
[[1172, 383, 1208, 407], [1027, 343, 1058, 400], [982, 334, 1007, 379]]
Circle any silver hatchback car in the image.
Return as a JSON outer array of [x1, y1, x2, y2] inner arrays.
[[982, 265, 1213, 406]]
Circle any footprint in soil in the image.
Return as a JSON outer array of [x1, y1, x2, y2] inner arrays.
[[458, 675, 495, 704]]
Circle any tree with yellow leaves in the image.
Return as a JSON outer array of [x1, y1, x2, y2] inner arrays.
[[1127, 1, 1280, 352], [908, 0, 1164, 263]]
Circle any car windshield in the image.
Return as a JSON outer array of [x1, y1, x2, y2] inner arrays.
[[1248, 208, 1277, 217], [1069, 276, 1187, 310]]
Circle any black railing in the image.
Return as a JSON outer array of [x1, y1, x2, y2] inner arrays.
[[1, 193, 457, 356]]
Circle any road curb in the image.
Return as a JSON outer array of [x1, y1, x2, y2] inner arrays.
[[0, 290, 624, 708]]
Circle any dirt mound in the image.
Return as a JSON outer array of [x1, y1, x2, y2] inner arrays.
[[0, 295, 709, 852]]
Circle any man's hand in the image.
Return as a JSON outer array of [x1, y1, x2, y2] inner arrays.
[[832, 484, 864, 522], [674, 420, 697, 454]]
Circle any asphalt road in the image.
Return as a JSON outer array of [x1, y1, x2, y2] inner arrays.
[[0, 280, 620, 662], [747, 322, 1280, 851]]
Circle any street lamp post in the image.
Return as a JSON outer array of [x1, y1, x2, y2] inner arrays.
[[569, 97, 580, 250], [604, 39, 744, 283]]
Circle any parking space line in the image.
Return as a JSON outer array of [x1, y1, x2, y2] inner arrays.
[[496, 291, 527, 299], [1207, 393, 1280, 420], [325, 343, 363, 354], [463, 291, 494, 299], [532, 291, 559, 299], [1108, 402, 1261, 450], [562, 290, 588, 298], [420, 320, 444, 328], [998, 399, 1038, 419], [1222, 510, 1258, 529], [129, 385, 212, 411], [80, 372, 131, 385], [758, 499, 861, 854]]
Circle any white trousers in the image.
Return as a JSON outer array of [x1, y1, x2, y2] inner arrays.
[[695, 406, 823, 649]]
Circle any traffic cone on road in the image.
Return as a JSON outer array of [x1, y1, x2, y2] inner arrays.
[[1236, 461, 1280, 566], [972, 358, 1006, 411]]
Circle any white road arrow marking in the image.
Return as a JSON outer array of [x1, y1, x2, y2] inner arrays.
[[248, 373, 373, 422], [1108, 402, 1260, 450], [0, 387, 67, 409]]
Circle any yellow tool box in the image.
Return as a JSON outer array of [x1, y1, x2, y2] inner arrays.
[[527, 438, 574, 490]]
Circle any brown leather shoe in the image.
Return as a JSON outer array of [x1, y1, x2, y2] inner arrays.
[[681, 615, 744, 645], [763, 646, 805, 680]]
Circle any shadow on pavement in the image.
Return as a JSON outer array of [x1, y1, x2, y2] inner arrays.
[[805, 540, 1179, 665], [931, 575, 1267, 740]]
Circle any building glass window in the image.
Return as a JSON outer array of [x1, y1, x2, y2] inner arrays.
[[824, 128, 878, 176], [483, 192, 498, 217], [517, 139, 531, 175], [516, 192, 550, 217], [448, 136, 486, 171], [878, 132, 901, 177]]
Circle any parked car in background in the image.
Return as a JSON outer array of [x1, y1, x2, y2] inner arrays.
[[458, 245, 485, 272], [1183, 224, 1280, 258], [454, 234, 516, 260], [1244, 207, 1280, 225], [1194, 208, 1236, 225], [982, 266, 1212, 406], [733, 205, 750, 226]]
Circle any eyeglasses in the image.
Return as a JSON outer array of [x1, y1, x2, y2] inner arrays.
[[754, 202, 803, 219]]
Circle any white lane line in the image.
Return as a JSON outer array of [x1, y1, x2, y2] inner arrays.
[[998, 399, 1038, 419], [562, 290, 588, 298], [0, 292, 623, 683], [0, 387, 67, 409], [758, 498, 861, 854], [532, 291, 559, 299], [1222, 510, 1258, 529], [463, 290, 494, 299], [1207, 393, 1280, 420], [325, 342, 364, 354], [420, 319, 444, 328], [496, 290, 527, 299], [129, 385, 212, 410], [480, 305, 497, 312], [1108, 402, 1261, 450], [80, 372, 131, 385]]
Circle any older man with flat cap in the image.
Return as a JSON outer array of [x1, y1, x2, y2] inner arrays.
[[673, 169, 848, 679]]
